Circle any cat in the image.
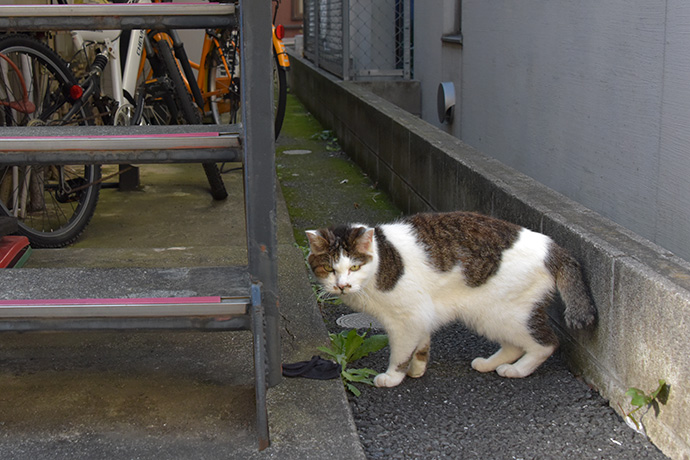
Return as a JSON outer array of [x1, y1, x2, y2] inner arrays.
[[305, 211, 596, 388]]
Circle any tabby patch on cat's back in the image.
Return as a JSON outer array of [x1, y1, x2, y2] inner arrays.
[[306, 211, 596, 388], [407, 212, 521, 286]]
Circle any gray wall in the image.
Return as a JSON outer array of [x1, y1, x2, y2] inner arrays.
[[413, 0, 690, 262]]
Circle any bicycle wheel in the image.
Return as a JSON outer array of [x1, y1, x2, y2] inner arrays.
[[205, 31, 287, 139], [0, 34, 101, 248], [148, 34, 228, 200], [272, 52, 287, 139]]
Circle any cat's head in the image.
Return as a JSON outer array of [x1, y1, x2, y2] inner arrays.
[[305, 225, 377, 296]]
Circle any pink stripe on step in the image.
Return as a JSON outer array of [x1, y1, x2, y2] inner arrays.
[[0, 296, 222, 306], [0, 132, 220, 141]]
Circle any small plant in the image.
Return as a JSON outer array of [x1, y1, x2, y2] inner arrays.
[[620, 379, 670, 438], [318, 329, 388, 396], [311, 129, 341, 152], [311, 129, 335, 141], [311, 282, 343, 306]]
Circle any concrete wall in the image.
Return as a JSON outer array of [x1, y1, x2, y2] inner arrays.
[[289, 51, 690, 459], [354, 81, 421, 117], [412, 1, 690, 264]]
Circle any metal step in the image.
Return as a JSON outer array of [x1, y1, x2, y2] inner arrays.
[[0, 266, 253, 332], [0, 296, 249, 319], [0, 3, 236, 31], [0, 124, 242, 164]]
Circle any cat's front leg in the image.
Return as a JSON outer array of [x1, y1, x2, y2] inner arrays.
[[374, 329, 428, 388], [374, 370, 406, 388], [406, 336, 431, 378]]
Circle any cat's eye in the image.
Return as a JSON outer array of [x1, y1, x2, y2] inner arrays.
[[350, 264, 361, 271], [323, 265, 334, 272]]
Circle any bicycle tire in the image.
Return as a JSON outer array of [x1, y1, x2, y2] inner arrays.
[[272, 53, 287, 139], [0, 34, 101, 248], [206, 34, 287, 139], [150, 36, 228, 201]]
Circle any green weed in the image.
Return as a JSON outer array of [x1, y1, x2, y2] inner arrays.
[[620, 379, 670, 438], [311, 129, 342, 151], [318, 329, 388, 396]]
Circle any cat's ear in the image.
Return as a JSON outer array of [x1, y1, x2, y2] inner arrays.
[[355, 228, 376, 254], [305, 230, 329, 255]]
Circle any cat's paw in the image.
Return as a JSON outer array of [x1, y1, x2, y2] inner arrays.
[[496, 364, 529, 378], [374, 372, 405, 388], [407, 361, 427, 378], [471, 357, 497, 373], [406, 367, 426, 378]]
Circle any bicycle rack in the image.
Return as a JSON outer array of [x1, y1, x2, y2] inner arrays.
[[0, 1, 280, 451]]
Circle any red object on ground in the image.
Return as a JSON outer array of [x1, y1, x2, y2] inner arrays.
[[0, 235, 30, 268]]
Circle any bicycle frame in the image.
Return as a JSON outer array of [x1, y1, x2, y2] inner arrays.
[[184, 24, 290, 116], [188, 30, 234, 114], [68, 0, 150, 125], [273, 26, 290, 69], [0, 53, 35, 115]]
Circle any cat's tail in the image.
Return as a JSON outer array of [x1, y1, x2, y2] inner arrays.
[[548, 243, 597, 329]]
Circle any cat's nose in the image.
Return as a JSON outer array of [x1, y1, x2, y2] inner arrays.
[[336, 282, 351, 294]]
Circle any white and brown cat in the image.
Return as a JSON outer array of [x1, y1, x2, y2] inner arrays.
[[306, 211, 596, 388]]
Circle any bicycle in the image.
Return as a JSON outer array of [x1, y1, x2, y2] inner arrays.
[[0, 0, 230, 247], [145, 0, 289, 140], [60, 0, 228, 201]]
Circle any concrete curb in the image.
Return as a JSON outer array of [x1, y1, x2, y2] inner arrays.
[[267, 184, 366, 459], [288, 50, 690, 459]]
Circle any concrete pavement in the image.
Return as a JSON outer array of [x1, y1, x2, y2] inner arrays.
[[0, 161, 365, 459]]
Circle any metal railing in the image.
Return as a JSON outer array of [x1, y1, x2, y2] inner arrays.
[[303, 0, 412, 80]]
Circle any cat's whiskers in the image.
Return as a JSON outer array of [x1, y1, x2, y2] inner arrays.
[[349, 288, 371, 312]]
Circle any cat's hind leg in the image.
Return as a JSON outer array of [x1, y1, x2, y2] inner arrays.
[[407, 335, 431, 378], [494, 301, 559, 378], [495, 343, 556, 378], [471, 344, 523, 373]]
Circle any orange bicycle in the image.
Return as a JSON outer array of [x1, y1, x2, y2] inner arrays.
[[146, 0, 289, 139]]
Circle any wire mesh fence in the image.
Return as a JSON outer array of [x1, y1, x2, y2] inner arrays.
[[303, 0, 412, 80]]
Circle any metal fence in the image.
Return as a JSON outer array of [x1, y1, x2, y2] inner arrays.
[[303, 0, 412, 80]]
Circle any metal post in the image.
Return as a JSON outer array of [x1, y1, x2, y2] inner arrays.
[[314, 0, 320, 71], [240, 0, 281, 388], [342, 0, 350, 80], [250, 283, 269, 450], [403, 0, 411, 79]]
